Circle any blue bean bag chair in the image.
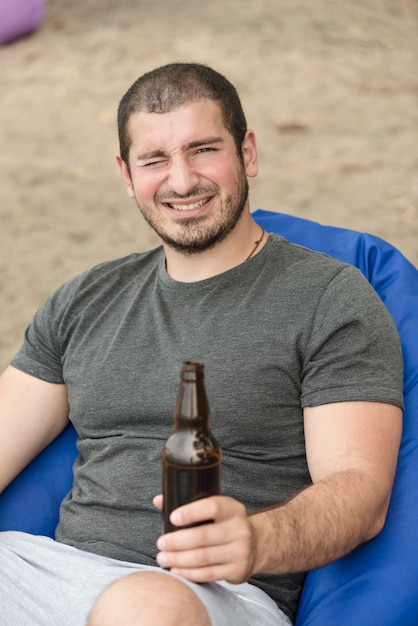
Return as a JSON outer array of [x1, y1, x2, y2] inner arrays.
[[1, 209, 417, 625], [0, 0, 46, 45]]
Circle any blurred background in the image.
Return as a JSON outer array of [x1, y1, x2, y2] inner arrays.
[[1, 0, 417, 370]]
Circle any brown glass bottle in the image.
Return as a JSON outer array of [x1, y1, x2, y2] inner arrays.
[[162, 361, 221, 533]]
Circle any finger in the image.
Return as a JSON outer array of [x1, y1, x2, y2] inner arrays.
[[157, 540, 250, 572], [157, 543, 221, 570], [153, 494, 163, 509], [170, 495, 244, 529], [157, 520, 229, 552]]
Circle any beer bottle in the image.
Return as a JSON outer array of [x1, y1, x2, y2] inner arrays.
[[162, 361, 221, 533]]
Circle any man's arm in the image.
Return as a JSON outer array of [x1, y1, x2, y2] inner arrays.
[[155, 400, 402, 583], [0, 365, 69, 493], [249, 401, 402, 575]]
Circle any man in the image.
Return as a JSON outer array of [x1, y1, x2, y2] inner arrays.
[[0, 63, 403, 625]]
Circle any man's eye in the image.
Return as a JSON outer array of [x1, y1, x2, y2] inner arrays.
[[194, 146, 216, 156], [142, 160, 166, 168]]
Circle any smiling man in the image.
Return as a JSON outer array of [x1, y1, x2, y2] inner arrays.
[[0, 63, 403, 626], [117, 85, 259, 278]]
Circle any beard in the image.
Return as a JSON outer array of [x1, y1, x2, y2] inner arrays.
[[134, 165, 250, 255]]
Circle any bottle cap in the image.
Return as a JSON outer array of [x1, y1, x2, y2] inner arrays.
[[181, 360, 204, 380]]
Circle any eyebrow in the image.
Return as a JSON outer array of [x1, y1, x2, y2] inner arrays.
[[135, 136, 225, 162]]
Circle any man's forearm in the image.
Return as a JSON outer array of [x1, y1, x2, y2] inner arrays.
[[249, 468, 391, 576]]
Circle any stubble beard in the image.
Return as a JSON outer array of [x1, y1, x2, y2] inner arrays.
[[135, 169, 250, 255]]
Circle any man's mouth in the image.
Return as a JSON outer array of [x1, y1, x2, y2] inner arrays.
[[167, 198, 211, 211]]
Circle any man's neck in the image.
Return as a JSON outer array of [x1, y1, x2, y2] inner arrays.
[[163, 214, 266, 283]]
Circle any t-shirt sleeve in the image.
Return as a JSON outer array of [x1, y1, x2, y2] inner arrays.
[[10, 273, 86, 384], [300, 264, 404, 410]]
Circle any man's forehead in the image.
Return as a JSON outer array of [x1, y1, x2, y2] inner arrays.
[[127, 101, 230, 151]]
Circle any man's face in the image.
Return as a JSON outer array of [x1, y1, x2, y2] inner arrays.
[[117, 100, 258, 254]]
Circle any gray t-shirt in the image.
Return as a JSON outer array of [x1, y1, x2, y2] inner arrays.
[[11, 234, 404, 620]]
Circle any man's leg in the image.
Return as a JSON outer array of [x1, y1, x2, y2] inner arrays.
[[0, 533, 290, 625], [87, 571, 211, 626]]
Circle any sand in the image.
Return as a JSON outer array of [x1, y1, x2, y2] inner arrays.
[[1, 0, 417, 370]]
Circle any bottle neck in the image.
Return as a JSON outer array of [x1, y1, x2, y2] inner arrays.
[[174, 363, 210, 430]]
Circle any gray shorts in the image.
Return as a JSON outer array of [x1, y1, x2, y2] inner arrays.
[[0, 531, 292, 626]]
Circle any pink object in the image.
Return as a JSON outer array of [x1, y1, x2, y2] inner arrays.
[[0, 0, 46, 45]]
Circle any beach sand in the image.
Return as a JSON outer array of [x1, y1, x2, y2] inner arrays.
[[1, 0, 417, 370]]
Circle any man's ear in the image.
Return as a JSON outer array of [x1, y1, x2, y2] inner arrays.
[[241, 130, 258, 178], [116, 154, 135, 199]]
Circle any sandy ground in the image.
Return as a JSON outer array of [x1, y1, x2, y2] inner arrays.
[[1, 0, 417, 371]]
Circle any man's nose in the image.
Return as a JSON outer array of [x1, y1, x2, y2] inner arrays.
[[167, 157, 199, 197]]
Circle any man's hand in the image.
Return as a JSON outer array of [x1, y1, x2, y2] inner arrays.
[[154, 495, 257, 584], [154, 402, 402, 583]]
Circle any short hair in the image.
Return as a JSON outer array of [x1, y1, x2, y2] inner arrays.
[[117, 63, 248, 168]]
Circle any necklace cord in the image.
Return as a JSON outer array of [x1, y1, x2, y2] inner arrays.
[[244, 227, 265, 262]]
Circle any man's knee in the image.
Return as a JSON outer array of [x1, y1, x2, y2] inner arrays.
[[87, 571, 211, 626]]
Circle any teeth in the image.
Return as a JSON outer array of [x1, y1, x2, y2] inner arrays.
[[170, 199, 208, 211]]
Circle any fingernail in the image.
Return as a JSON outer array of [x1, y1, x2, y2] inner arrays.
[[157, 537, 166, 550], [171, 511, 182, 524]]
